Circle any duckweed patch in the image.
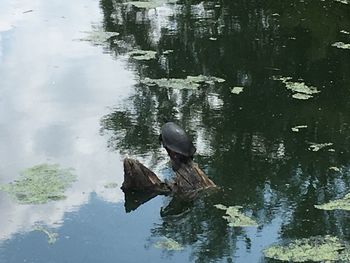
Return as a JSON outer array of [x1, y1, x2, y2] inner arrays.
[[292, 125, 308, 132], [273, 76, 320, 100], [308, 142, 333, 152], [214, 204, 258, 227], [34, 226, 58, 244], [264, 235, 350, 262], [154, 237, 184, 251], [80, 25, 119, 45], [315, 193, 350, 211], [141, 75, 225, 90], [0, 164, 76, 204], [230, 87, 244, 94], [332, 42, 350, 49], [128, 50, 157, 60]]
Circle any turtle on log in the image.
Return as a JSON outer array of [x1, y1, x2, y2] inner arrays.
[[121, 122, 216, 209]]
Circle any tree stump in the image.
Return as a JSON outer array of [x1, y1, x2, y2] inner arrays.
[[121, 158, 216, 195]]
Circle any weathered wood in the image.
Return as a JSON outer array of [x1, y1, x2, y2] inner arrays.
[[121, 158, 171, 193], [122, 158, 216, 194], [172, 161, 216, 193]]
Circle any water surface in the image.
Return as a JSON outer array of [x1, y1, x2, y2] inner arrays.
[[1, 0, 350, 262]]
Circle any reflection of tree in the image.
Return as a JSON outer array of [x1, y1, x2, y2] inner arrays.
[[98, 0, 350, 261]]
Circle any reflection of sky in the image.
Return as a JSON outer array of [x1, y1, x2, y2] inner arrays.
[[0, 0, 136, 241]]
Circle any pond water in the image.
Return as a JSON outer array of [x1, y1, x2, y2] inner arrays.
[[0, 0, 350, 262]]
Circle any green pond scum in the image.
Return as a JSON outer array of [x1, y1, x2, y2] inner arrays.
[[141, 75, 225, 90], [315, 193, 350, 211], [154, 237, 184, 251], [124, 0, 178, 9], [332, 42, 350, 49], [34, 226, 58, 245], [128, 50, 157, 60], [273, 76, 320, 100], [0, 164, 76, 204], [308, 142, 333, 152], [230, 86, 244, 94], [264, 235, 350, 262], [291, 125, 308, 132], [214, 204, 258, 227]]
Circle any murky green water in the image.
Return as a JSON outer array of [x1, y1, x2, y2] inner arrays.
[[0, 0, 349, 262]]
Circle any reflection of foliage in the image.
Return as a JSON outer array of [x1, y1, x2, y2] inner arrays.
[[98, 0, 350, 261]]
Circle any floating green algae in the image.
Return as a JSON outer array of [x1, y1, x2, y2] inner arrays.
[[141, 75, 225, 90], [80, 25, 119, 45], [214, 204, 258, 227], [124, 0, 178, 9], [315, 193, 350, 211], [154, 237, 184, 251], [230, 86, 244, 94], [264, 236, 349, 262], [0, 164, 76, 204], [273, 76, 320, 100], [328, 166, 340, 172], [335, 0, 349, 4], [34, 225, 58, 244], [291, 125, 308, 132], [128, 50, 157, 60], [308, 142, 333, 152], [332, 42, 350, 50]]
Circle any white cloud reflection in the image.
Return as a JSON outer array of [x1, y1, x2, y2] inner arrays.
[[0, 0, 135, 242]]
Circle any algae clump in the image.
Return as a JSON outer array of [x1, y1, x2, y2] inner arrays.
[[273, 76, 320, 100], [308, 142, 333, 152], [154, 237, 184, 251], [264, 236, 350, 262], [0, 164, 76, 204], [141, 75, 225, 90], [214, 204, 258, 227], [128, 50, 157, 60], [291, 125, 308, 132], [332, 42, 350, 49], [34, 225, 58, 244], [315, 193, 350, 211], [230, 87, 244, 94]]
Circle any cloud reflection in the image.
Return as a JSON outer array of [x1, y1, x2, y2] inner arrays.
[[0, 0, 135, 242]]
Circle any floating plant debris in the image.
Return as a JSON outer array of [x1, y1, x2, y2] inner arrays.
[[340, 30, 350, 35], [214, 204, 258, 227], [230, 86, 244, 94], [315, 193, 350, 211], [329, 167, 340, 172], [0, 164, 76, 204], [334, 0, 349, 4], [34, 226, 58, 244], [273, 76, 320, 100], [141, 75, 225, 90], [154, 237, 184, 251], [308, 142, 333, 152], [291, 125, 308, 132], [128, 50, 157, 60], [264, 235, 350, 262], [332, 42, 350, 49], [162, 50, 173, 55], [124, 0, 178, 9], [80, 25, 119, 45]]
